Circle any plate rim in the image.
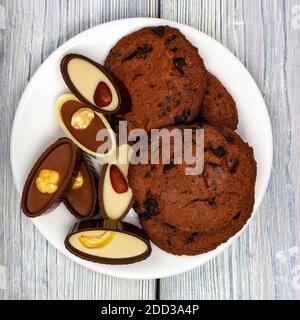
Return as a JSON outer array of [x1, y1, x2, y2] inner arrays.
[[10, 17, 273, 280]]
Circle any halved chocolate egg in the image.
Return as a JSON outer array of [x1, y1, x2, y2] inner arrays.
[[65, 219, 151, 264], [21, 138, 80, 217], [60, 54, 120, 114], [56, 94, 117, 162], [98, 144, 134, 220], [64, 156, 97, 219]]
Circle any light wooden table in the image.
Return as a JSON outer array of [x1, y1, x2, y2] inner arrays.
[[1, 0, 300, 300]]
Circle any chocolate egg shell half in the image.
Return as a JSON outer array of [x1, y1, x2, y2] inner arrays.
[[56, 94, 117, 163], [98, 144, 134, 220], [65, 219, 152, 265], [60, 53, 121, 114], [21, 138, 81, 218], [64, 156, 98, 220]]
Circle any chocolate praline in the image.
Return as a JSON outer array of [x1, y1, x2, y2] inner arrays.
[[64, 156, 98, 219], [21, 138, 80, 218], [98, 163, 134, 220], [60, 53, 121, 114], [55, 94, 117, 162], [60, 99, 112, 154], [65, 219, 152, 265]]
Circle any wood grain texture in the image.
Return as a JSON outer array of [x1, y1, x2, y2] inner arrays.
[[0, 0, 158, 300], [1, 0, 300, 300], [160, 0, 300, 300]]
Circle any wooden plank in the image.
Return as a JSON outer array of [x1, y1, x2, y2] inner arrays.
[[0, 0, 158, 300], [0, 0, 5, 296], [160, 0, 300, 300]]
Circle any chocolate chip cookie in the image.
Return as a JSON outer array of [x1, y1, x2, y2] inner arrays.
[[105, 26, 206, 132], [197, 72, 238, 130], [128, 124, 256, 235], [139, 202, 253, 255]]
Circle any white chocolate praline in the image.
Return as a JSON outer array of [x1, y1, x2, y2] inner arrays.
[[69, 230, 148, 259], [67, 58, 118, 112], [103, 144, 133, 219], [55, 94, 117, 163]]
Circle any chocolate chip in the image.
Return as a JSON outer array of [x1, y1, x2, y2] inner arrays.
[[173, 57, 187, 75], [170, 47, 179, 52], [163, 163, 175, 172], [164, 106, 171, 114], [152, 26, 165, 37], [208, 197, 216, 207], [174, 116, 185, 124], [166, 240, 173, 246], [210, 145, 226, 157], [164, 34, 177, 44], [123, 44, 153, 61], [195, 117, 209, 126], [160, 105, 171, 116], [174, 108, 191, 124], [123, 51, 137, 61], [233, 212, 241, 220], [136, 44, 153, 58], [141, 197, 159, 220], [225, 135, 234, 143], [187, 235, 194, 244], [174, 116, 184, 124], [144, 171, 151, 178], [229, 157, 240, 173], [187, 232, 198, 244]]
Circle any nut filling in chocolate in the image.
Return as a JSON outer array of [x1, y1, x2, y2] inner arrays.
[[61, 100, 111, 152], [21, 138, 80, 217], [56, 94, 117, 161], [99, 144, 134, 220], [65, 219, 151, 264], [69, 230, 147, 258], [64, 157, 97, 219], [61, 54, 120, 113]]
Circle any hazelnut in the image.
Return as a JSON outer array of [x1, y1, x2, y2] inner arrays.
[[71, 171, 84, 190], [71, 107, 95, 130], [35, 169, 60, 194]]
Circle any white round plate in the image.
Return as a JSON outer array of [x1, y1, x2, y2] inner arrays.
[[11, 18, 272, 279]]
